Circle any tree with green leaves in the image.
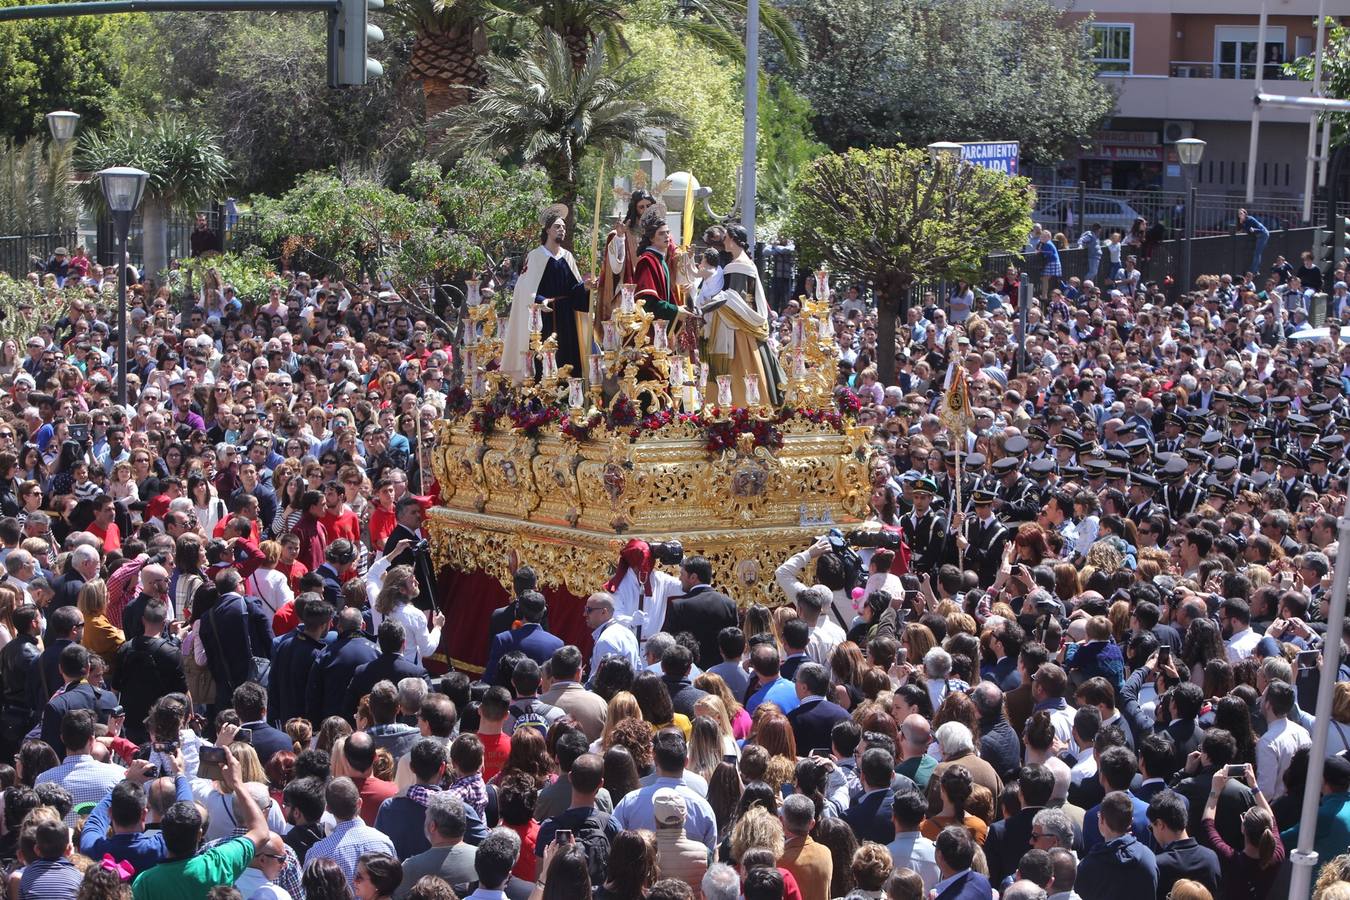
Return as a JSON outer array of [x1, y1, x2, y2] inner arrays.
[[778, 0, 1112, 164], [0, 5, 123, 143], [789, 146, 1033, 385], [1287, 23, 1350, 146], [432, 30, 686, 244], [75, 117, 230, 288]]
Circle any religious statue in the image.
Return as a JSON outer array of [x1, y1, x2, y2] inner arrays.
[[702, 223, 785, 407], [502, 204, 595, 383], [600, 189, 656, 324], [632, 208, 693, 326]]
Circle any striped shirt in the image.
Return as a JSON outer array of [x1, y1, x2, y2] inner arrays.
[[34, 754, 126, 826], [19, 857, 83, 900], [304, 819, 395, 885]]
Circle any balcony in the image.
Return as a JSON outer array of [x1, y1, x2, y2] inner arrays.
[[1169, 60, 1304, 79], [1105, 63, 1316, 122]]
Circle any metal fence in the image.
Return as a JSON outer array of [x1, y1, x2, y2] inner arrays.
[[94, 208, 267, 270], [0, 232, 79, 279], [1030, 184, 1340, 238]]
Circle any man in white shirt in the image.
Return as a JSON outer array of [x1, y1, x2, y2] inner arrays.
[[584, 591, 641, 678], [1068, 708, 1099, 786], [609, 546, 682, 649], [1255, 681, 1311, 800], [1221, 599, 1261, 663], [235, 831, 291, 900], [776, 539, 853, 632], [795, 585, 845, 665], [887, 788, 941, 892]]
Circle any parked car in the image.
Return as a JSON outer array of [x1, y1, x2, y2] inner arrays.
[[1032, 195, 1144, 237]]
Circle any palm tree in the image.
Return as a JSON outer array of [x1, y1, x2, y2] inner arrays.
[[383, 0, 496, 119], [392, 0, 804, 126], [0, 139, 78, 236], [432, 30, 687, 243], [76, 117, 230, 289]]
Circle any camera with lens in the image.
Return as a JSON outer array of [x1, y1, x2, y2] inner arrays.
[[844, 528, 902, 551], [411, 539, 431, 556], [650, 540, 684, 567]]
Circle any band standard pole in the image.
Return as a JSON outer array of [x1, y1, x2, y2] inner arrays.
[[1289, 502, 1350, 900], [741, 0, 759, 241]]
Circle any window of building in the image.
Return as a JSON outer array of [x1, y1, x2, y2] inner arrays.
[[1090, 24, 1133, 74]]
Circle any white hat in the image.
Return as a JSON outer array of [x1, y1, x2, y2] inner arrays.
[[652, 788, 687, 825]]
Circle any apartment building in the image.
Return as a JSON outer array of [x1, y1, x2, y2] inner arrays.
[[1049, 0, 1336, 207]]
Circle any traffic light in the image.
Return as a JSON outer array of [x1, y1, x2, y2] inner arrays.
[[328, 0, 383, 87], [1320, 215, 1350, 270]]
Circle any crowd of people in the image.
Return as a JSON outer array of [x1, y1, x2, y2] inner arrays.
[[2, 216, 1350, 900]]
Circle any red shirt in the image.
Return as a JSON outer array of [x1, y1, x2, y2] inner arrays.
[[368, 505, 398, 552], [282, 560, 308, 592], [355, 775, 398, 825], [478, 731, 511, 782], [88, 521, 121, 553], [293, 513, 328, 573], [510, 820, 540, 881], [272, 602, 299, 636], [212, 517, 261, 543], [320, 507, 361, 545]]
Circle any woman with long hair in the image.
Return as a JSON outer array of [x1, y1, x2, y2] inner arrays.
[[814, 818, 861, 899], [316, 716, 353, 755], [693, 672, 751, 739], [535, 841, 591, 900], [599, 188, 657, 323], [1014, 523, 1050, 566], [245, 540, 294, 617], [187, 473, 226, 537], [829, 642, 869, 710], [1203, 764, 1284, 900], [601, 745, 642, 804], [1181, 618, 1227, 685], [596, 829, 657, 900], [632, 671, 690, 736], [687, 715, 726, 781], [493, 727, 556, 788], [78, 578, 124, 662], [354, 853, 402, 900], [16, 740, 58, 786], [692, 694, 740, 760], [593, 691, 643, 753], [707, 760, 743, 840], [1213, 695, 1258, 767]]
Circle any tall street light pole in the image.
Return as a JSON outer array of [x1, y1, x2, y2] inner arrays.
[[741, 0, 759, 243], [96, 166, 149, 409], [1176, 138, 1206, 298]]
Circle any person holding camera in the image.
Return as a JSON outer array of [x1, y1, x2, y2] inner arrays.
[[384, 495, 437, 612]]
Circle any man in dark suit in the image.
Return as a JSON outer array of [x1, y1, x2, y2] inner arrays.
[[972, 682, 1021, 782], [1148, 790, 1221, 900], [787, 662, 850, 754], [0, 605, 42, 759], [383, 496, 436, 611], [933, 826, 995, 900], [844, 747, 902, 844], [984, 764, 1054, 886], [344, 619, 430, 712], [198, 569, 274, 702], [982, 620, 1023, 692], [26, 605, 77, 715], [660, 556, 737, 670], [232, 680, 294, 767], [488, 566, 548, 640], [1132, 733, 1177, 805], [779, 619, 811, 683], [1163, 683, 1205, 770], [658, 644, 708, 717], [39, 644, 112, 756], [269, 594, 333, 725], [50, 543, 98, 612], [1005, 644, 1050, 739], [1169, 730, 1256, 852], [313, 539, 358, 611], [484, 591, 562, 684], [306, 608, 379, 723]]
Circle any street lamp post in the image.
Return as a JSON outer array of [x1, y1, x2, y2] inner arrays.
[[96, 166, 149, 409], [1176, 137, 1207, 297], [926, 141, 963, 167], [45, 111, 80, 143]]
